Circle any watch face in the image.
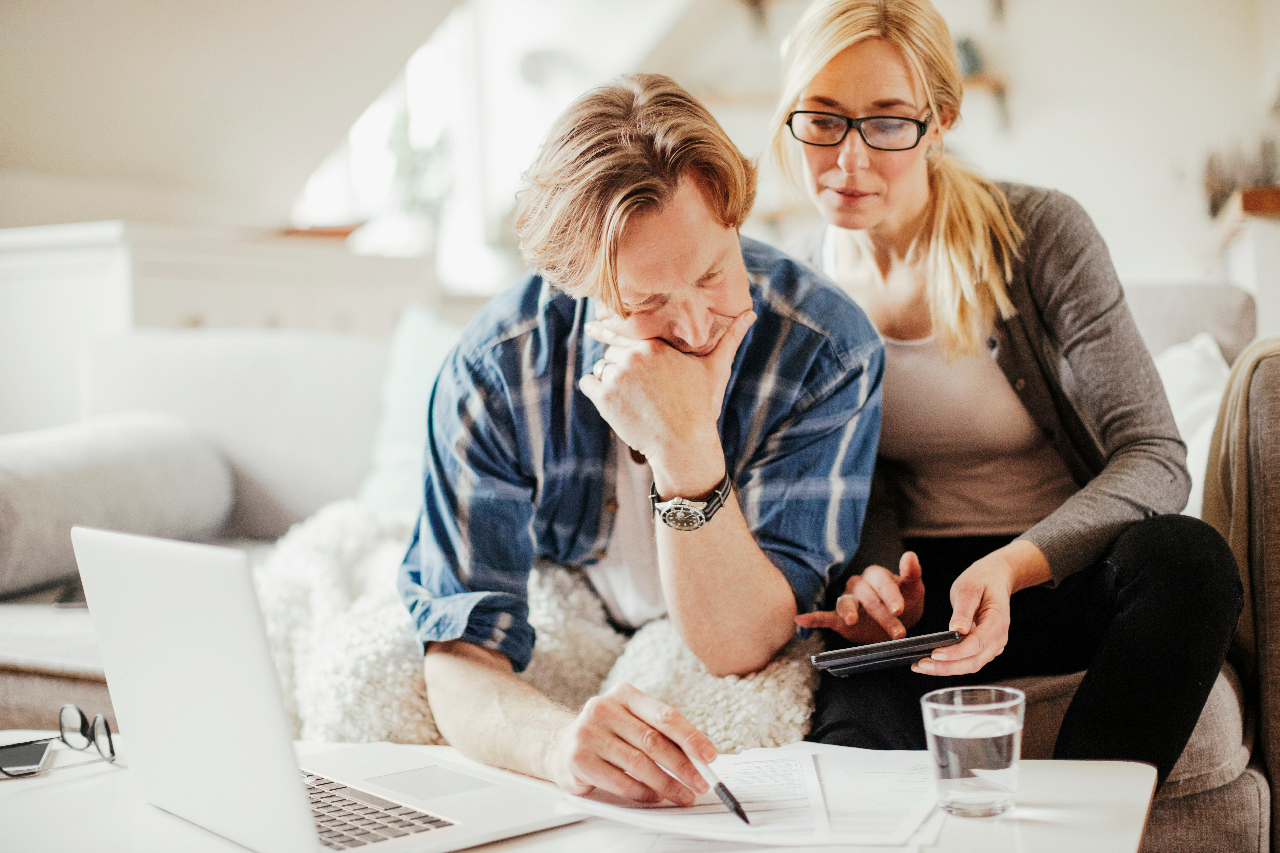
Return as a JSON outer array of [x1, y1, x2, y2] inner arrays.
[[661, 506, 706, 531]]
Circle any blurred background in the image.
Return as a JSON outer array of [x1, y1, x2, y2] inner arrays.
[[2, 0, 1279, 432]]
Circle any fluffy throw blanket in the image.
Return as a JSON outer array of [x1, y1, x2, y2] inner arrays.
[[255, 501, 822, 752]]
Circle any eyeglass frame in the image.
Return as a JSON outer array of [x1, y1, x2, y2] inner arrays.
[[0, 704, 116, 778], [785, 110, 932, 151]]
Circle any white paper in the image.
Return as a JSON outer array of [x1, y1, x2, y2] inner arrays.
[[601, 835, 919, 853], [562, 752, 830, 845], [793, 742, 938, 841], [565, 743, 940, 848]]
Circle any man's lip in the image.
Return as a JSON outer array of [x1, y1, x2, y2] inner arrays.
[[674, 340, 720, 358]]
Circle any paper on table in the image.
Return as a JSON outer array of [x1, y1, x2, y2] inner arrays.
[[561, 752, 830, 845], [788, 742, 938, 841], [598, 809, 940, 853], [601, 835, 920, 853]]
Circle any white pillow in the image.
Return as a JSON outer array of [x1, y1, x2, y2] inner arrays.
[[356, 305, 464, 514], [0, 412, 234, 597], [1153, 333, 1231, 519]]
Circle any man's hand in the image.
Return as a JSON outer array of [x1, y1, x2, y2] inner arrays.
[[913, 540, 1051, 676], [546, 682, 716, 805], [794, 552, 925, 643], [578, 311, 754, 492]]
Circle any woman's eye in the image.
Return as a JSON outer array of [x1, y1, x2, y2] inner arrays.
[[811, 116, 845, 131]]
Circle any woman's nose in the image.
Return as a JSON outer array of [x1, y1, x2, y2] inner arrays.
[[836, 128, 871, 173]]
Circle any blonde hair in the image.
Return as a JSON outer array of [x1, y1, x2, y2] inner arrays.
[[768, 0, 1021, 356], [516, 73, 757, 314]]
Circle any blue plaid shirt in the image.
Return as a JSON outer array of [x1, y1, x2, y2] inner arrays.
[[398, 237, 883, 671]]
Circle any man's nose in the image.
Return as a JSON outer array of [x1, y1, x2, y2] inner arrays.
[[673, 297, 714, 351], [836, 127, 871, 173]]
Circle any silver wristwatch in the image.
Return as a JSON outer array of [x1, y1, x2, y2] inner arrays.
[[649, 472, 733, 532]]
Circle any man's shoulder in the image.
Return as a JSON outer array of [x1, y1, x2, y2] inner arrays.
[[739, 235, 881, 370], [452, 273, 578, 370]]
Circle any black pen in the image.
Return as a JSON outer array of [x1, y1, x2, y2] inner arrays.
[[690, 755, 750, 825]]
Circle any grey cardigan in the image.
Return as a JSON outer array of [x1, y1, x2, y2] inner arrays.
[[803, 183, 1190, 585]]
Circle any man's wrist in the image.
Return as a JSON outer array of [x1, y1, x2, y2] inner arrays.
[[648, 436, 725, 498]]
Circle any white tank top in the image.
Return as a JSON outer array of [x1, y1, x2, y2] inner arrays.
[[822, 227, 1078, 536]]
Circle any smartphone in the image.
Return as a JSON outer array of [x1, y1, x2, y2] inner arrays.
[[810, 630, 963, 676], [0, 738, 54, 777]]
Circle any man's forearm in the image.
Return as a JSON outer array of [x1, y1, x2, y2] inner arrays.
[[656, 491, 798, 677], [423, 640, 573, 780]]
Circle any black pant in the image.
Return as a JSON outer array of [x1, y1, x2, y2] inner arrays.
[[807, 514, 1243, 788]]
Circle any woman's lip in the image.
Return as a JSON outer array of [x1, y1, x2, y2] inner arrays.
[[830, 187, 875, 199]]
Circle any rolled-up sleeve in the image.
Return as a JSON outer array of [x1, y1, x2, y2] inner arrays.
[[397, 348, 541, 672], [735, 320, 884, 617]]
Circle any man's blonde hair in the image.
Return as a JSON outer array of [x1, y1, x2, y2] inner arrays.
[[516, 73, 757, 314], [769, 0, 1022, 357]]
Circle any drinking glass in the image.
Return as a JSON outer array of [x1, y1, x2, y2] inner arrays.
[[921, 686, 1025, 818]]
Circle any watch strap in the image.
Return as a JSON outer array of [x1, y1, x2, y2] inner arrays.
[[649, 471, 733, 530]]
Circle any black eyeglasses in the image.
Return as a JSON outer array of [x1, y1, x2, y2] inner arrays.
[[0, 704, 116, 778], [786, 111, 931, 151]]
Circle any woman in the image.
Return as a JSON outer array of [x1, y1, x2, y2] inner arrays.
[[772, 0, 1242, 787]]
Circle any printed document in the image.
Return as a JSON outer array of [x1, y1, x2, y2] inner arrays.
[[563, 743, 937, 847]]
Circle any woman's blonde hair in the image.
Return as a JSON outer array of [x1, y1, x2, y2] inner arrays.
[[516, 73, 757, 314], [768, 0, 1021, 356]]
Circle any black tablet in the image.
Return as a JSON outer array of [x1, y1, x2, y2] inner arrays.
[[811, 630, 963, 676]]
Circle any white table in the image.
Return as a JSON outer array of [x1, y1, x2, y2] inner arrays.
[[0, 732, 1155, 853]]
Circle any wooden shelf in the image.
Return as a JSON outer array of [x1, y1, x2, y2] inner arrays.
[[964, 72, 1007, 97], [1239, 186, 1280, 217]]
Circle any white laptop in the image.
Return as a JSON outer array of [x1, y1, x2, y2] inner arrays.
[[70, 526, 581, 853]]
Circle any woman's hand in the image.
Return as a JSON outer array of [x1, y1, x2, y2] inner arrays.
[[794, 552, 925, 644], [913, 540, 1051, 676]]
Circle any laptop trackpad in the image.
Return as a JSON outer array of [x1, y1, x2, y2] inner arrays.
[[369, 765, 495, 801]]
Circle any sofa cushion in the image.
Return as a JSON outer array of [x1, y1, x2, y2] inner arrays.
[[83, 329, 388, 538], [1154, 333, 1232, 518], [1006, 661, 1250, 800], [356, 304, 463, 514], [0, 411, 234, 598], [1142, 764, 1270, 853]]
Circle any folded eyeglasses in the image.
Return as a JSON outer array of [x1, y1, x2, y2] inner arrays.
[[0, 704, 116, 778]]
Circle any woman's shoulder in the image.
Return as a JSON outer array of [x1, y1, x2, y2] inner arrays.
[[994, 182, 1094, 234]]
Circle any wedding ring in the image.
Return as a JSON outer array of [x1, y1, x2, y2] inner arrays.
[[592, 359, 606, 379]]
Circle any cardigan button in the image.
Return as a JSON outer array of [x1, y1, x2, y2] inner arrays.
[[1014, 378, 1026, 392], [592, 549, 608, 560], [605, 498, 619, 512]]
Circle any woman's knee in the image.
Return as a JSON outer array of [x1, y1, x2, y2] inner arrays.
[[1107, 514, 1243, 615], [808, 671, 926, 750]]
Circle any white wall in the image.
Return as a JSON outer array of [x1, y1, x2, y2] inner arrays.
[[938, 0, 1263, 285], [0, 0, 463, 230], [647, 0, 1270, 287]]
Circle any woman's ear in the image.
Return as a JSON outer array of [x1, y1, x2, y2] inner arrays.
[[935, 104, 957, 132]]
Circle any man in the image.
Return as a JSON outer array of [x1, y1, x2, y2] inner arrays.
[[397, 73, 882, 808]]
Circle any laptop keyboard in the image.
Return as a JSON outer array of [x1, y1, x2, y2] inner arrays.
[[303, 771, 455, 849]]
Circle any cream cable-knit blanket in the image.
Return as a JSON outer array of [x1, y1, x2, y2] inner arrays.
[[254, 501, 821, 752]]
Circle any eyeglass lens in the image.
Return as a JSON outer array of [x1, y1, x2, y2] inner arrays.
[[59, 704, 92, 750], [789, 113, 923, 150], [58, 703, 115, 760]]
